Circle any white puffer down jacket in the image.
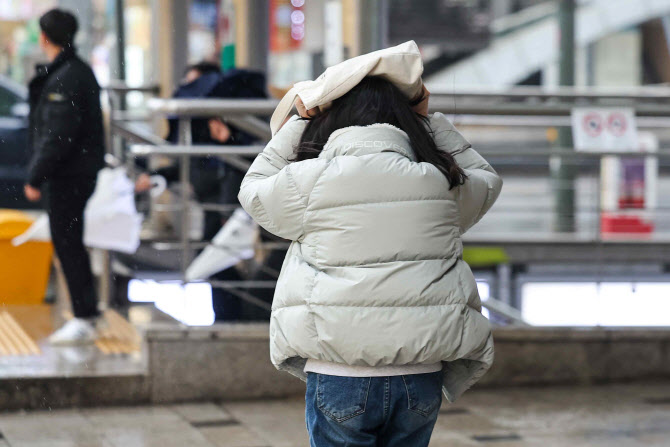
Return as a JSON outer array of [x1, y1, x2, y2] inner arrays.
[[239, 113, 502, 402]]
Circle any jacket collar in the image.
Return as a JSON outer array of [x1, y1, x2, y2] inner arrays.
[[34, 47, 76, 78], [320, 124, 415, 161]]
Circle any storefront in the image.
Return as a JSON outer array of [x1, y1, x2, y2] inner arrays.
[[0, 0, 56, 84], [0, 0, 153, 94]]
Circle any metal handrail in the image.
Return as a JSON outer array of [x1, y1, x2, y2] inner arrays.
[[112, 122, 168, 146], [103, 81, 161, 95], [449, 115, 670, 128], [147, 98, 278, 116], [131, 145, 265, 157], [144, 95, 670, 121], [145, 87, 670, 115], [129, 145, 670, 159], [426, 101, 670, 117], [429, 86, 670, 101]]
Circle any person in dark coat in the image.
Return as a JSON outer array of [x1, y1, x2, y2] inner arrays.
[[135, 64, 265, 238], [24, 9, 105, 344], [134, 65, 269, 321]]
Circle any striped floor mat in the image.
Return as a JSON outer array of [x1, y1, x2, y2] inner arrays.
[[0, 311, 41, 356], [0, 308, 140, 357], [95, 310, 141, 355]]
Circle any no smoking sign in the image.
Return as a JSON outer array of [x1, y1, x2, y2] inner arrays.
[[572, 108, 638, 152], [582, 113, 603, 137], [607, 112, 627, 137]]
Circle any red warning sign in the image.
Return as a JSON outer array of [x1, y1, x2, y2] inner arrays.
[[607, 112, 627, 137], [582, 113, 603, 137], [572, 108, 637, 152]]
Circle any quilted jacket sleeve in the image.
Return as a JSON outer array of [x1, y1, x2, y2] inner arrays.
[[429, 112, 503, 234], [238, 116, 321, 241]]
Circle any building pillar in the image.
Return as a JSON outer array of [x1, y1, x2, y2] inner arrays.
[[152, 0, 188, 96], [115, 0, 126, 85], [343, 0, 387, 57], [358, 0, 388, 54], [58, 0, 94, 62], [233, 0, 269, 72], [552, 0, 576, 232]]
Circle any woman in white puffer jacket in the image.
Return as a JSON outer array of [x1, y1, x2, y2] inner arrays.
[[239, 76, 502, 447]]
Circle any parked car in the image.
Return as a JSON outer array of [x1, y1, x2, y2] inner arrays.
[[0, 75, 32, 209]]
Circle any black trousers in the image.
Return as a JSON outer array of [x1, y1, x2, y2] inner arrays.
[[45, 177, 99, 319]]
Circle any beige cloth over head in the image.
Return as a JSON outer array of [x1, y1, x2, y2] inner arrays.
[[270, 40, 424, 135]]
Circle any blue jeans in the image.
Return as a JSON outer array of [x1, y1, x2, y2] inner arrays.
[[306, 371, 443, 446]]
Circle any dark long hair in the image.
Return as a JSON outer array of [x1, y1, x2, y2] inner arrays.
[[294, 76, 466, 188]]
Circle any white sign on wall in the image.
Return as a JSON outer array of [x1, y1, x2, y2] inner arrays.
[[571, 107, 638, 152]]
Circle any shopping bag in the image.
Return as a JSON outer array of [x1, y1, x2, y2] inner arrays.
[[185, 208, 258, 281], [83, 167, 143, 253]]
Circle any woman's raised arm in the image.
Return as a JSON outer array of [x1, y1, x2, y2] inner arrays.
[[239, 116, 326, 241]]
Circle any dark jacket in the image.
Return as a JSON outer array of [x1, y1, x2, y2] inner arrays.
[[27, 48, 105, 187]]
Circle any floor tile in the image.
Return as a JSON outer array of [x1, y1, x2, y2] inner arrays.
[[198, 425, 268, 447], [83, 406, 184, 430], [0, 411, 102, 444], [1, 383, 668, 446], [8, 440, 113, 447], [103, 429, 214, 447], [171, 403, 234, 424], [223, 399, 308, 446]]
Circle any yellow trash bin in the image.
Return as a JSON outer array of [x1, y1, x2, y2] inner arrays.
[[0, 210, 53, 306]]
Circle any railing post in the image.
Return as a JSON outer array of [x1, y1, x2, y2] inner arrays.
[[178, 118, 192, 276], [98, 249, 111, 312], [596, 155, 603, 241]]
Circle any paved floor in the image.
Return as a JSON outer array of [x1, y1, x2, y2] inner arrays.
[[0, 383, 668, 446]]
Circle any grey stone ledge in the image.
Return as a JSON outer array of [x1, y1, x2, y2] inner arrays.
[[145, 322, 270, 342], [144, 323, 670, 343], [493, 326, 670, 342]]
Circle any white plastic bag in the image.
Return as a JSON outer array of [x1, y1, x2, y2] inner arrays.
[[84, 167, 143, 253], [185, 208, 258, 281]]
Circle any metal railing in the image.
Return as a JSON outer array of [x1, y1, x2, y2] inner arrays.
[[98, 83, 161, 310], [103, 81, 160, 105], [109, 87, 670, 324]]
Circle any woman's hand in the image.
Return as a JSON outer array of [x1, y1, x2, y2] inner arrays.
[[277, 97, 319, 131], [411, 85, 430, 117], [296, 97, 319, 119]]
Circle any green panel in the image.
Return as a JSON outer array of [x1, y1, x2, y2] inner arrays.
[[462, 247, 509, 267], [221, 44, 235, 71]]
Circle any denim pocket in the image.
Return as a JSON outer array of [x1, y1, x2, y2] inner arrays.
[[402, 371, 443, 417], [316, 374, 371, 422]]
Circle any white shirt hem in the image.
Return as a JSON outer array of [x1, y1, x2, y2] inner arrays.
[[304, 359, 443, 377]]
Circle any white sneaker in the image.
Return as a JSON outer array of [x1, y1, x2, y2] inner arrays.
[[48, 318, 98, 346]]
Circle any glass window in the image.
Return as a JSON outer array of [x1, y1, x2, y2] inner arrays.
[[128, 279, 215, 326], [522, 282, 670, 326]]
